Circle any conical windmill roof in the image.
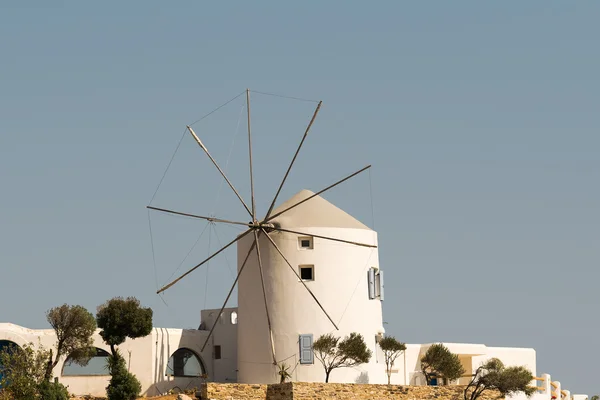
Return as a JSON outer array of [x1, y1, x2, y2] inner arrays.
[[269, 189, 372, 230]]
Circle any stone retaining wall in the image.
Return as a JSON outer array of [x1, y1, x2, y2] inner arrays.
[[200, 382, 501, 400], [201, 383, 267, 400]]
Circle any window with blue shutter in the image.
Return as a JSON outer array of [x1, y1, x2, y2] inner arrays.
[[367, 268, 376, 299], [375, 270, 384, 301], [299, 334, 313, 364]]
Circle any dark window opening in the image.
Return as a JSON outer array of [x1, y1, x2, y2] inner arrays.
[[300, 266, 314, 281], [298, 236, 313, 249], [214, 345, 221, 360]]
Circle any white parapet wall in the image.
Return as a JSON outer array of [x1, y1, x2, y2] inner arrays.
[[0, 323, 213, 397]]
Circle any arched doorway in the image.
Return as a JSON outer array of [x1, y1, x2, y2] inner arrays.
[[166, 348, 205, 377]]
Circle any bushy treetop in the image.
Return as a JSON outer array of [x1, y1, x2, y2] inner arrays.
[[96, 297, 153, 351]]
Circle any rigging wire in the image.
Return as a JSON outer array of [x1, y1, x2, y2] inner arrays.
[[148, 209, 160, 292], [210, 223, 237, 279], [166, 220, 211, 284], [151, 96, 245, 292], [148, 128, 188, 205], [188, 91, 246, 127], [369, 167, 376, 230], [203, 222, 213, 310], [327, 169, 378, 330], [210, 103, 245, 214], [148, 90, 244, 206], [250, 90, 320, 104]]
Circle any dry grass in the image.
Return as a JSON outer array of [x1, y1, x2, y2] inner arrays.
[[71, 395, 187, 400]]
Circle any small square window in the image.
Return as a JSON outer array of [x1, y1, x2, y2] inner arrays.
[[299, 265, 314, 281], [214, 345, 221, 360], [298, 236, 313, 249]]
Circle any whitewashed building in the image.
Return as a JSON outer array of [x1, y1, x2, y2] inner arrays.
[[0, 191, 587, 399]]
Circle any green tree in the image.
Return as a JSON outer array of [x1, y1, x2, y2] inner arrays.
[[44, 304, 97, 380], [96, 297, 152, 400], [105, 349, 142, 400], [590, 396, 599, 400], [464, 358, 535, 400], [96, 297, 153, 356], [421, 343, 465, 385], [313, 332, 372, 383], [378, 336, 406, 385], [0, 341, 50, 399]]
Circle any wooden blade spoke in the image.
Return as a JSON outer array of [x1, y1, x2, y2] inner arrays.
[[156, 229, 252, 294], [246, 89, 257, 221], [268, 227, 377, 249], [261, 228, 339, 330], [264, 101, 322, 220], [254, 230, 277, 364], [187, 125, 253, 218], [264, 165, 371, 223], [147, 206, 250, 227], [200, 236, 257, 352]]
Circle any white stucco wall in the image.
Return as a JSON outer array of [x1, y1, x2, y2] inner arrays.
[[236, 225, 387, 384], [200, 307, 238, 383], [0, 323, 211, 397]]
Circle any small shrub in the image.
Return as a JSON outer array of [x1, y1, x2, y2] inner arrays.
[[106, 352, 141, 400], [39, 380, 69, 400]]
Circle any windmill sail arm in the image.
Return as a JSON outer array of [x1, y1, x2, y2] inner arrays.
[[253, 230, 277, 364], [264, 100, 322, 220], [264, 165, 371, 222], [200, 237, 257, 352], [261, 228, 339, 331], [147, 206, 250, 227], [187, 125, 253, 218], [268, 227, 377, 248], [156, 229, 252, 294]]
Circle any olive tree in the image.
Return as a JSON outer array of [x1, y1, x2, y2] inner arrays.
[[0, 342, 50, 399], [96, 296, 153, 356], [313, 332, 372, 383], [464, 358, 535, 400], [421, 343, 465, 385], [44, 304, 97, 380], [96, 297, 153, 400], [378, 336, 406, 384]]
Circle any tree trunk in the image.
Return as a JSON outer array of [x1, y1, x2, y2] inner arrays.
[[387, 370, 391, 385], [44, 349, 55, 381], [325, 370, 331, 383]]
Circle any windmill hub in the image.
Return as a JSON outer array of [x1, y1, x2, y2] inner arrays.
[[260, 222, 276, 231]]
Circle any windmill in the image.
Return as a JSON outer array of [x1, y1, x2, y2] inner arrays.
[[147, 89, 377, 367]]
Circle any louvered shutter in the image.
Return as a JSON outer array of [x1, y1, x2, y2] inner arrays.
[[378, 270, 384, 301], [299, 334, 313, 364], [368, 268, 376, 299]]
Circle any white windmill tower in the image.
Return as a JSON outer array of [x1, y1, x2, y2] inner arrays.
[[148, 89, 386, 384]]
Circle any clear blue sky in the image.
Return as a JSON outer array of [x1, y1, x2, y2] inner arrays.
[[1, 1, 598, 395]]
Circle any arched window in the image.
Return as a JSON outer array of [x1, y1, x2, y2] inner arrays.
[[62, 348, 111, 376], [0, 340, 20, 354], [0, 341, 21, 388], [166, 348, 205, 377]]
